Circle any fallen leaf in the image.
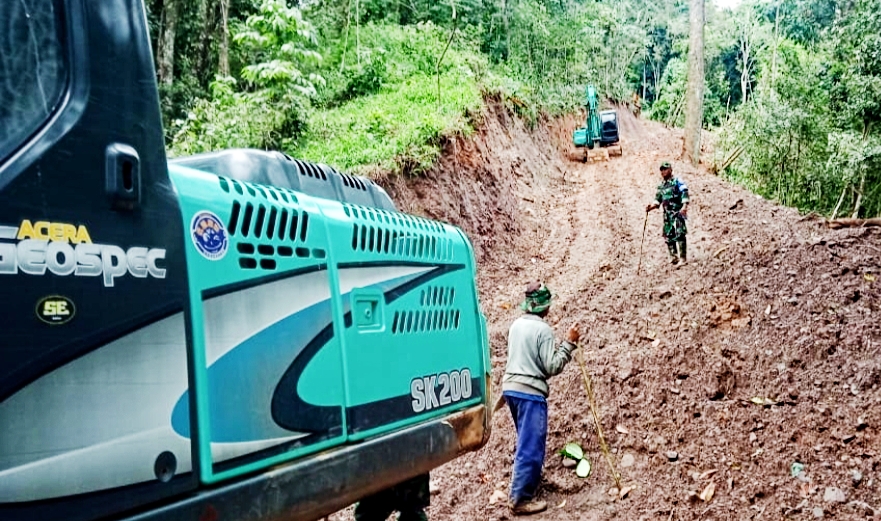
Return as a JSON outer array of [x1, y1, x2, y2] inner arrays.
[[556, 499, 567, 509], [713, 246, 729, 258], [619, 485, 635, 499], [616, 425, 630, 435], [765, 304, 772, 315], [501, 302, 512, 310], [699, 482, 716, 502], [865, 274, 876, 282], [652, 339, 661, 348], [750, 397, 766, 406]]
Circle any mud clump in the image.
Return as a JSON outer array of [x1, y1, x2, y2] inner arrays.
[[708, 297, 751, 329]]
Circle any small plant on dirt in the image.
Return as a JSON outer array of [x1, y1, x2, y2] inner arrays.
[[559, 442, 593, 478]]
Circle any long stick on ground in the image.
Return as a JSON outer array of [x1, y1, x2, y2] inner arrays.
[[637, 211, 649, 275], [575, 346, 621, 489], [826, 217, 881, 229]]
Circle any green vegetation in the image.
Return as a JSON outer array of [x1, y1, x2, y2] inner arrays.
[[150, 0, 880, 216], [150, 0, 658, 175], [710, 0, 881, 218], [299, 71, 482, 174], [296, 23, 484, 174]]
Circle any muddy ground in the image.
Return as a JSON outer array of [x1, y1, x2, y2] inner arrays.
[[335, 102, 881, 520]]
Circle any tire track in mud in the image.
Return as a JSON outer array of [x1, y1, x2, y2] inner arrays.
[[518, 108, 656, 316], [420, 113, 693, 521], [552, 108, 675, 320], [424, 112, 709, 521]]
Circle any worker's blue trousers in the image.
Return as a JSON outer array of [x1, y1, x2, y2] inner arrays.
[[503, 391, 548, 505]]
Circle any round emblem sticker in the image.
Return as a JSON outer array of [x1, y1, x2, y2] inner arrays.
[[191, 211, 228, 261], [36, 295, 76, 325]]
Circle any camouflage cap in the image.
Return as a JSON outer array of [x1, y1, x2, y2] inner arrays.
[[520, 282, 553, 314], [660, 161, 672, 170]]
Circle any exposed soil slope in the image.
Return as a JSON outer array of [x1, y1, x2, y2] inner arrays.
[[334, 104, 881, 520]]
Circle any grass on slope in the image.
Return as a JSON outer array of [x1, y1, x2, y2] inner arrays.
[[296, 72, 482, 175]]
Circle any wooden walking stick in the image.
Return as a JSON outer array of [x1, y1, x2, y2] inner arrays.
[[575, 346, 621, 490], [637, 211, 649, 275]]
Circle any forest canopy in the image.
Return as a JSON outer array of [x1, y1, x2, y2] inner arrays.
[[148, 0, 881, 217]]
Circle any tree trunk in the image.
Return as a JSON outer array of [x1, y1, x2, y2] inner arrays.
[[340, 0, 351, 73], [683, 0, 705, 166], [654, 60, 661, 103], [219, 0, 230, 76], [157, 0, 178, 85], [642, 56, 647, 101], [355, 0, 361, 65], [503, 0, 510, 60], [197, 0, 214, 87], [852, 172, 866, 219], [831, 183, 849, 219], [770, 0, 780, 98]]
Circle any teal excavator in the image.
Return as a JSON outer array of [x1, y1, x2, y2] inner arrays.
[[0, 1, 491, 520], [572, 85, 623, 162]]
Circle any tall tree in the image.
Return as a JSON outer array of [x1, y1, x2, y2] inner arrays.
[[197, 0, 216, 86], [732, 4, 764, 104], [219, 0, 231, 76], [683, 0, 705, 165], [157, 0, 179, 85]]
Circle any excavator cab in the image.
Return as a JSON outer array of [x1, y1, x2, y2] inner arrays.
[[0, 1, 491, 520], [599, 110, 620, 146]]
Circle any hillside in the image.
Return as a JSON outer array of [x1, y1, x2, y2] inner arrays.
[[332, 105, 881, 520]]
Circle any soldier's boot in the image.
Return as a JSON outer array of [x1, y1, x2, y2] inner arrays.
[[677, 238, 687, 264], [667, 242, 679, 264]]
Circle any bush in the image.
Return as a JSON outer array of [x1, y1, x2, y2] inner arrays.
[[169, 0, 321, 156], [293, 22, 485, 174], [168, 77, 309, 156], [296, 71, 481, 174]]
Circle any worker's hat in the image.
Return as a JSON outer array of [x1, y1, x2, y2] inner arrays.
[[520, 282, 553, 314]]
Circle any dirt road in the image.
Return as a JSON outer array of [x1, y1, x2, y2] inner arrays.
[[341, 107, 881, 520], [434, 109, 880, 521]]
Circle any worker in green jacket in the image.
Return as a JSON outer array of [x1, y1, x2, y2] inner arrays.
[[502, 282, 580, 515]]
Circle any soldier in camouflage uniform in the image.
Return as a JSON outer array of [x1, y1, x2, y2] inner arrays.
[[354, 473, 430, 521], [646, 161, 690, 265]]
